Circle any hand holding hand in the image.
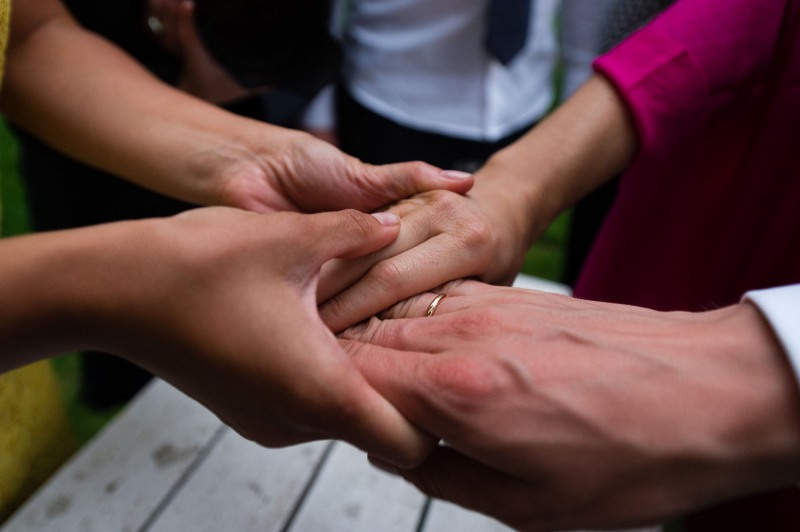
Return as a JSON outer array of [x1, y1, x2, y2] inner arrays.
[[341, 282, 800, 530], [118, 208, 437, 467], [0, 208, 434, 467], [318, 166, 545, 332]]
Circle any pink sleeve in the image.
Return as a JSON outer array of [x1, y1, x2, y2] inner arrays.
[[592, 0, 787, 168]]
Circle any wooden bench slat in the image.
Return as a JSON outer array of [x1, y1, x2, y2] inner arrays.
[[287, 442, 426, 532], [2, 380, 222, 532]]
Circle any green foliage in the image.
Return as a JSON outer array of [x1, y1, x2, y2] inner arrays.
[[521, 209, 571, 282], [1, 121, 115, 444], [0, 121, 30, 236]]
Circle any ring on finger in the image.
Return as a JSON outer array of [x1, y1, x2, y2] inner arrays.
[[425, 294, 447, 317]]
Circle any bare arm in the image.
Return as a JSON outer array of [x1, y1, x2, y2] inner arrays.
[[2, 0, 473, 213]]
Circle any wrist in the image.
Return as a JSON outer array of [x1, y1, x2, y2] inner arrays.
[[484, 75, 638, 235], [0, 221, 152, 368], [471, 159, 554, 253], [203, 121, 311, 212], [700, 303, 800, 491]]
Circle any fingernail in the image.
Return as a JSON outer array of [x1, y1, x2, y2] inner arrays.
[[368, 456, 400, 476], [371, 212, 400, 226], [440, 170, 473, 180]]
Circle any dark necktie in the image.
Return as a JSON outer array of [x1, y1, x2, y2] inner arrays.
[[485, 0, 532, 65]]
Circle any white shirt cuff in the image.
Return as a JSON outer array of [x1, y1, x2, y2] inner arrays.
[[745, 284, 800, 386]]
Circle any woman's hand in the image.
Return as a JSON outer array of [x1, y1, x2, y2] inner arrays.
[[318, 164, 549, 332], [340, 281, 800, 530], [0, 208, 435, 468], [4, 0, 473, 216], [212, 130, 476, 215], [315, 72, 640, 331]]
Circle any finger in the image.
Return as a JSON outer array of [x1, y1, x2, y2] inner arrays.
[[319, 235, 476, 332], [317, 192, 440, 302], [342, 314, 466, 356], [339, 336, 437, 419], [358, 162, 474, 211], [317, 198, 442, 302], [331, 370, 438, 468], [379, 279, 518, 319], [301, 210, 401, 266]]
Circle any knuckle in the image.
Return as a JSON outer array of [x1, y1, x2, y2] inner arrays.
[[320, 296, 356, 331], [425, 188, 459, 210], [339, 315, 384, 343], [339, 209, 374, 238], [459, 217, 492, 250], [425, 357, 503, 406], [406, 160, 431, 176], [449, 307, 504, 340], [369, 259, 405, 292]]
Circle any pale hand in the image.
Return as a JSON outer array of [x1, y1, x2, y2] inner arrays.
[[319, 167, 542, 332]]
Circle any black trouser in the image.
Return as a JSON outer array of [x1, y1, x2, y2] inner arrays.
[[336, 86, 532, 172]]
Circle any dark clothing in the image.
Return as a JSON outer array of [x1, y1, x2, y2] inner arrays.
[[336, 87, 533, 173]]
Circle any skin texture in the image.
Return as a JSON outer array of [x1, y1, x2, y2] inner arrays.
[[319, 74, 639, 331], [341, 281, 800, 530], [0, 208, 434, 467]]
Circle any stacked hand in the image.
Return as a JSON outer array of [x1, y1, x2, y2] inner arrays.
[[319, 163, 546, 331], [341, 281, 800, 530], [0, 208, 436, 468]]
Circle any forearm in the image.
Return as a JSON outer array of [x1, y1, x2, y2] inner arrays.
[[1, 0, 294, 207], [479, 74, 638, 246], [0, 221, 150, 371]]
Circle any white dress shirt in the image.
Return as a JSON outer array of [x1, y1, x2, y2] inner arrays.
[[746, 284, 800, 387], [339, 0, 561, 142]]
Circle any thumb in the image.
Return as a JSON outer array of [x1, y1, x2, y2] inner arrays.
[[359, 162, 474, 209], [301, 209, 401, 265]]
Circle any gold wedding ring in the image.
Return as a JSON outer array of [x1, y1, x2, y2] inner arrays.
[[425, 294, 447, 317]]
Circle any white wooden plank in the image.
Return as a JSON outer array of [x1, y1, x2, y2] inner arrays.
[[422, 499, 516, 532], [424, 499, 662, 532], [513, 273, 571, 295], [288, 442, 426, 532], [148, 434, 329, 532], [2, 380, 222, 532]]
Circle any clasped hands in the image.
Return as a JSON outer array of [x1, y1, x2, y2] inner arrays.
[[60, 128, 796, 530]]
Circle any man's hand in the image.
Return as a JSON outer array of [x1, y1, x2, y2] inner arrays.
[[341, 281, 800, 530]]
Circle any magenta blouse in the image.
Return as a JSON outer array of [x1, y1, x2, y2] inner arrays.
[[574, 0, 800, 312]]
